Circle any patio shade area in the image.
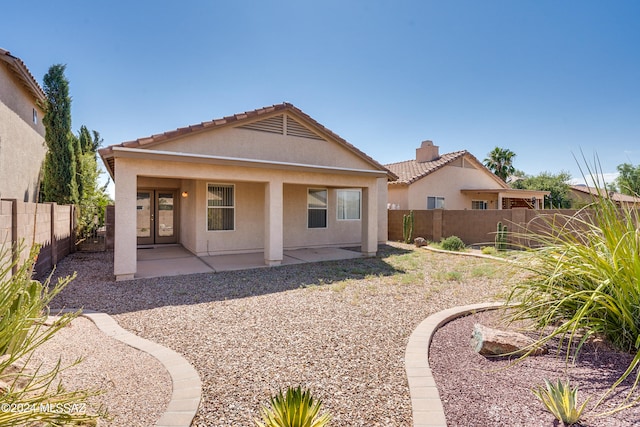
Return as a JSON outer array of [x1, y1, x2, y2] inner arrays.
[[135, 245, 364, 279]]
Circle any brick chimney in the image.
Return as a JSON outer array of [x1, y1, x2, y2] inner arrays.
[[416, 140, 439, 162]]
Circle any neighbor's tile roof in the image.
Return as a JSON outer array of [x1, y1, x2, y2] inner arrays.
[[385, 150, 469, 184], [570, 185, 640, 203]]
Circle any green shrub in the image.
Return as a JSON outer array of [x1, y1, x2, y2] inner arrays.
[[481, 246, 497, 255], [0, 244, 105, 426], [533, 379, 589, 426], [440, 236, 465, 251], [507, 167, 640, 414], [255, 386, 331, 427]]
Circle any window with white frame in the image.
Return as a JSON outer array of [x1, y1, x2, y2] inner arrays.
[[308, 188, 327, 228], [337, 189, 361, 220], [427, 196, 445, 210], [471, 200, 488, 210], [207, 184, 234, 231]]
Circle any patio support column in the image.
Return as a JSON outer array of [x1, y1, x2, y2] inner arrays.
[[361, 184, 378, 257], [498, 194, 503, 210], [114, 160, 137, 281], [264, 179, 283, 266]]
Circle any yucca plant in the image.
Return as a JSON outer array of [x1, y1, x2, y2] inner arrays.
[[0, 243, 105, 425], [507, 158, 640, 414], [532, 379, 589, 426], [255, 386, 331, 427]]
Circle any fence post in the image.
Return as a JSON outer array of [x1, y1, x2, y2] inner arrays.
[[70, 204, 76, 254], [48, 202, 57, 265], [2, 199, 18, 275], [432, 209, 443, 242]]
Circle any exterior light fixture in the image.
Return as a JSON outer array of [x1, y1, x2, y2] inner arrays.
[[181, 191, 188, 198]]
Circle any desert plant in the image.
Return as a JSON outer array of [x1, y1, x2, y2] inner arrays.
[[255, 386, 331, 427], [495, 222, 508, 251], [507, 160, 640, 413], [532, 379, 589, 426], [481, 246, 497, 255], [0, 244, 105, 425], [440, 235, 465, 251], [402, 210, 414, 244]]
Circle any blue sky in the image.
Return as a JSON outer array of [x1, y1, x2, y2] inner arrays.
[[3, 1, 639, 195]]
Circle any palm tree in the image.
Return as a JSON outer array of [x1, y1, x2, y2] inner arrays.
[[484, 147, 516, 182]]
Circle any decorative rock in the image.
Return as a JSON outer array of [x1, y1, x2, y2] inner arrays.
[[414, 237, 428, 247], [470, 323, 547, 357]]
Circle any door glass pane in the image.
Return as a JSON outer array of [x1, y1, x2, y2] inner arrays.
[[157, 192, 174, 237], [136, 192, 151, 237]]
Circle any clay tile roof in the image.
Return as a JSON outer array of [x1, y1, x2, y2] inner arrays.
[[385, 150, 469, 184], [570, 185, 640, 203], [0, 48, 46, 102], [99, 103, 397, 180]]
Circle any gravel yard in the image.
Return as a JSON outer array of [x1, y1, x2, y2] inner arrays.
[[47, 243, 516, 426]]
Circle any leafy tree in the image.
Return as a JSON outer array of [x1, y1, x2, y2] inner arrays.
[[76, 126, 111, 239], [615, 163, 640, 196], [512, 171, 572, 209], [484, 147, 516, 182], [41, 64, 78, 204]]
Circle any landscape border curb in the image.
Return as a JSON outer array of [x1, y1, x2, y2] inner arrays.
[[58, 309, 201, 427], [405, 302, 505, 426]]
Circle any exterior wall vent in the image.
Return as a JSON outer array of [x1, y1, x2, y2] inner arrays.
[[239, 114, 285, 134], [238, 113, 324, 141], [285, 115, 324, 140]]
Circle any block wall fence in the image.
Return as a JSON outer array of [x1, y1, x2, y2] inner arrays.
[[388, 208, 584, 247], [1, 199, 76, 277]]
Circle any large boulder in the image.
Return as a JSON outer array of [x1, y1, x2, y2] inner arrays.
[[471, 323, 547, 357]]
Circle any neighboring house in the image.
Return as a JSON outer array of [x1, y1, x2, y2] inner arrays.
[[569, 185, 640, 208], [99, 103, 397, 281], [385, 140, 548, 210], [0, 49, 46, 202]]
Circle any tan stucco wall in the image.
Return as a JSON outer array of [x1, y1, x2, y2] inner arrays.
[[390, 161, 503, 210], [113, 156, 387, 277], [0, 64, 46, 202], [148, 123, 374, 171]]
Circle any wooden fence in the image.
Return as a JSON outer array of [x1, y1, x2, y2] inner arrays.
[[0, 199, 76, 277]]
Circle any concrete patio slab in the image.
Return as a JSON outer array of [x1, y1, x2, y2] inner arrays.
[[134, 246, 364, 279], [284, 247, 364, 262]]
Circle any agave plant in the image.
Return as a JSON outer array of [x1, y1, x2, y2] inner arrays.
[[255, 386, 331, 427], [533, 379, 589, 426]]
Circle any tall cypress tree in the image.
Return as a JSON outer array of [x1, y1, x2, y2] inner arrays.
[[41, 64, 78, 204]]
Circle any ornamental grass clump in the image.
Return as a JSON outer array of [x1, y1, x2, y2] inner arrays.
[[507, 163, 640, 414], [255, 386, 331, 427], [532, 379, 589, 426]]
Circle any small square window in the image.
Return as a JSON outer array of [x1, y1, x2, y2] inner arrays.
[[427, 196, 445, 210], [471, 200, 488, 210], [337, 189, 361, 220]]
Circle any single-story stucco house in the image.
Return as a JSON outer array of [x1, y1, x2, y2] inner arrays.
[[385, 140, 549, 210], [99, 103, 397, 281]]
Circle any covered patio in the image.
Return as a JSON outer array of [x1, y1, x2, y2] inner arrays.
[[135, 245, 365, 279]]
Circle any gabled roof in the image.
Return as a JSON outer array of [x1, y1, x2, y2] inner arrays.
[[0, 48, 46, 102], [570, 185, 640, 204], [99, 103, 397, 180], [385, 150, 508, 188]]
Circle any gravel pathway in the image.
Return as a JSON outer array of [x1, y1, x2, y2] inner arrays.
[[47, 243, 515, 426]]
